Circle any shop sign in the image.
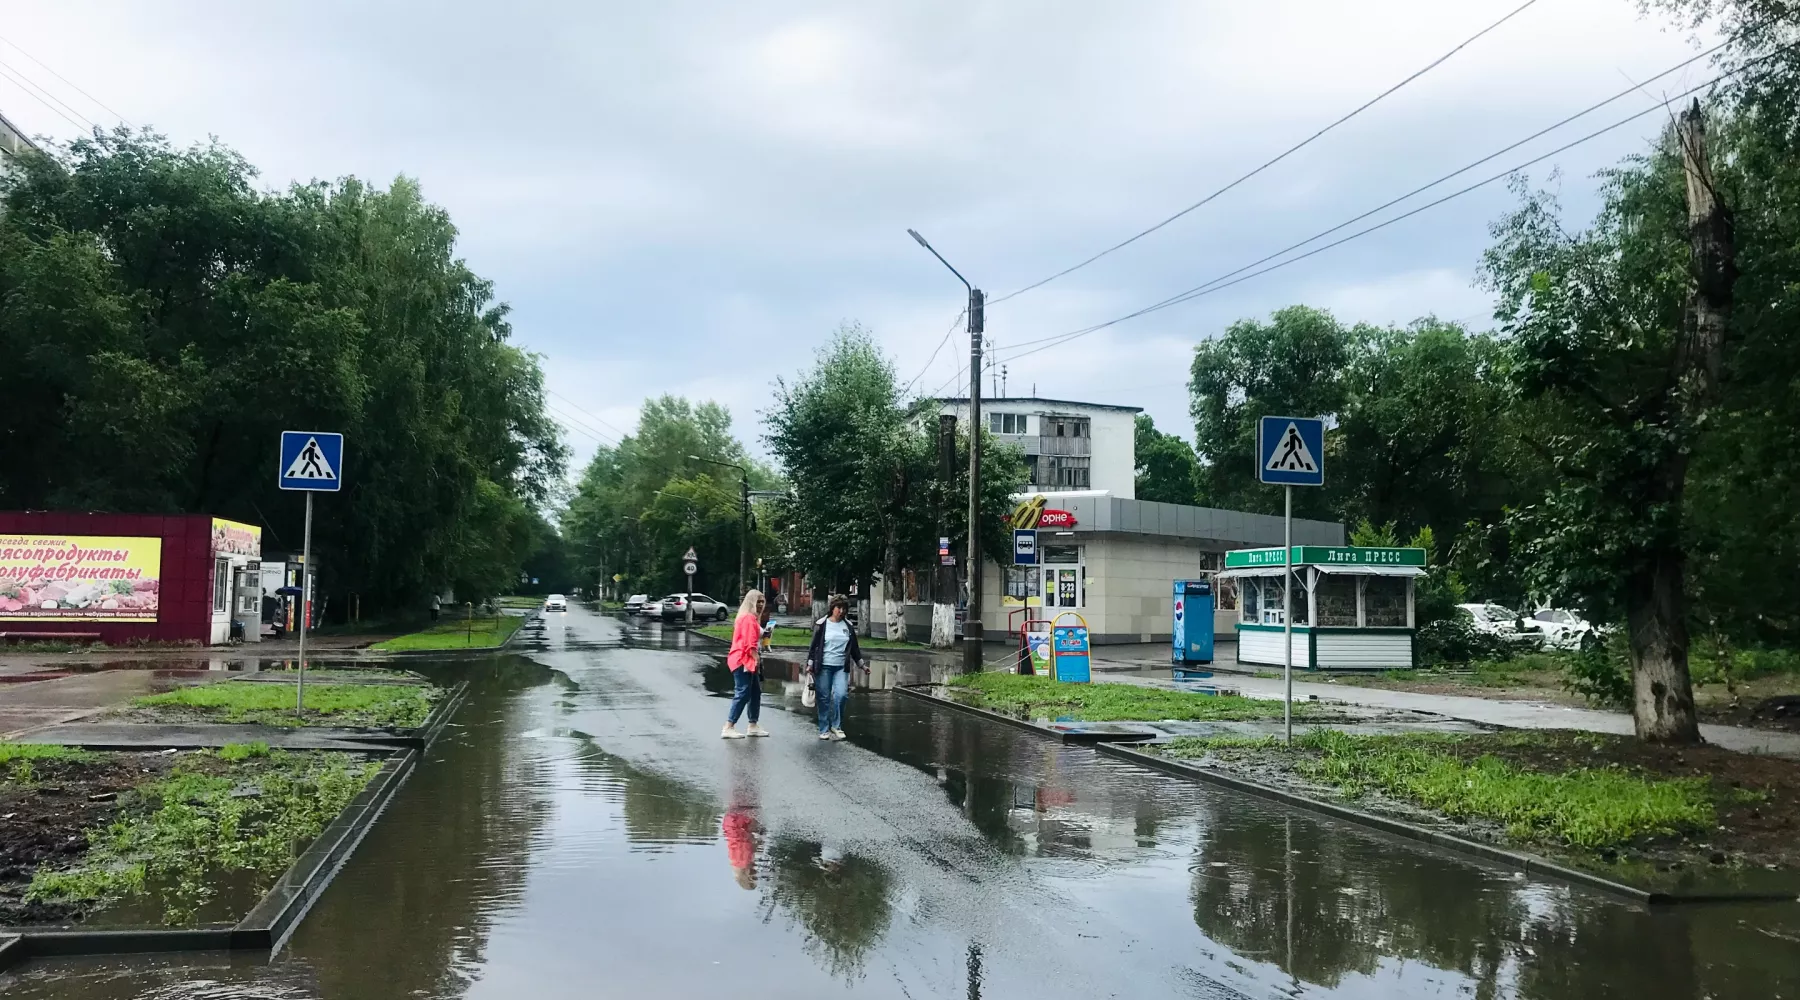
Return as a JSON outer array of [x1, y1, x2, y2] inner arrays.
[[1224, 547, 1287, 569], [210, 517, 262, 558], [1010, 495, 1078, 529], [0, 534, 162, 621], [1300, 546, 1426, 567]]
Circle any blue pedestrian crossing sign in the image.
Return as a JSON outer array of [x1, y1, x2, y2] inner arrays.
[[1257, 416, 1324, 487], [279, 431, 345, 492]]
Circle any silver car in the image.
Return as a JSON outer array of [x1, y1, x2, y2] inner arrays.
[[660, 593, 730, 621]]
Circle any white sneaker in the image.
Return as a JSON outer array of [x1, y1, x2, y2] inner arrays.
[[746, 724, 770, 738], [830, 728, 847, 741], [818, 731, 832, 740], [721, 725, 745, 739]]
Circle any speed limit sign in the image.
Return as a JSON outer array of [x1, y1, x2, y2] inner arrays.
[[683, 560, 698, 576]]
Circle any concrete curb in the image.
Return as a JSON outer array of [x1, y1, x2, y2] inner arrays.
[[892, 684, 1157, 744], [0, 682, 464, 972], [893, 685, 1796, 907]]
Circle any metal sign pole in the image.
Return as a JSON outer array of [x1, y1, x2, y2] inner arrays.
[[686, 569, 695, 624], [297, 490, 313, 713], [1283, 484, 1292, 744]]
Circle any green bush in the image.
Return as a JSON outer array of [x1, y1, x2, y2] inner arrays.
[[1416, 614, 1512, 666], [1561, 632, 1632, 708]]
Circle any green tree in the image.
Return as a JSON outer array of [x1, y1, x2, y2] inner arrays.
[[1134, 414, 1199, 505], [0, 130, 563, 613]]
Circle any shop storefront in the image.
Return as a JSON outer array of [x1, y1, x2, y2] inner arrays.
[[1218, 545, 1426, 670], [968, 492, 1345, 646]]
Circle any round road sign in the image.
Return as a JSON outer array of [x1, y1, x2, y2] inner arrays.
[[683, 561, 698, 577]]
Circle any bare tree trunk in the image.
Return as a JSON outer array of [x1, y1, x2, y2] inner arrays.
[[883, 546, 907, 644], [1622, 101, 1735, 745]]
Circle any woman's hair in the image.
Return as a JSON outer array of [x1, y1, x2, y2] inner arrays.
[[738, 589, 765, 618], [828, 595, 850, 612]]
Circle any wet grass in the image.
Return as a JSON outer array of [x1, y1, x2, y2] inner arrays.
[[369, 614, 524, 651], [1, 743, 100, 784], [25, 746, 380, 924], [695, 624, 923, 650], [945, 673, 1319, 722], [1157, 730, 1717, 851], [131, 680, 436, 728]]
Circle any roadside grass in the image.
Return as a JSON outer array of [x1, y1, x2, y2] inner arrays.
[[945, 673, 1319, 722], [369, 614, 524, 651], [1156, 730, 1716, 851], [132, 680, 436, 728], [1, 743, 99, 784], [25, 747, 380, 924], [695, 624, 924, 650]]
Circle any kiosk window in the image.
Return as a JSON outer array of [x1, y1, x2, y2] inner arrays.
[[212, 559, 231, 613], [1214, 576, 1238, 611], [1365, 577, 1409, 627], [1240, 578, 1260, 622], [1316, 574, 1358, 626]]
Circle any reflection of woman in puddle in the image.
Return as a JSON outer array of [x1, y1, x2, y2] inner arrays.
[[724, 748, 761, 889]]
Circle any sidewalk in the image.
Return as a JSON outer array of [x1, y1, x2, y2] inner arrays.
[[1090, 643, 1800, 758]]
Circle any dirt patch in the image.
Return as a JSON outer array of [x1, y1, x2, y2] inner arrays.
[[1335, 668, 1587, 706], [0, 751, 191, 925]]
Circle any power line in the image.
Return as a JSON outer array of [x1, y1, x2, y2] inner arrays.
[[545, 387, 631, 438], [0, 35, 133, 126], [996, 41, 1739, 359], [0, 58, 96, 130], [898, 307, 966, 398], [989, 0, 1544, 306], [546, 401, 620, 448], [0, 62, 89, 132], [995, 65, 1753, 366]]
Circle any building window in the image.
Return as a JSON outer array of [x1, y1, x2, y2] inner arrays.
[[1046, 417, 1090, 438], [1003, 566, 1039, 604], [212, 558, 231, 614], [989, 412, 1028, 435], [1036, 456, 1090, 489]]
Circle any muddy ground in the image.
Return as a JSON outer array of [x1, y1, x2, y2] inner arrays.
[[0, 751, 189, 925], [1342, 669, 1800, 733]]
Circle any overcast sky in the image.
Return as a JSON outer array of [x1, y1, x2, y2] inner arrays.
[[4, 1, 1718, 472]]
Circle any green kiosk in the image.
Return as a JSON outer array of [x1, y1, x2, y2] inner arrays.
[[1219, 546, 1427, 671]]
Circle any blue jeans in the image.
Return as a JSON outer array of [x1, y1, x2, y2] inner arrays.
[[727, 668, 761, 725], [816, 664, 848, 733]]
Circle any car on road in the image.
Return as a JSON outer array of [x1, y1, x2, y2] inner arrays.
[[659, 592, 730, 622], [543, 594, 567, 612], [622, 593, 650, 614], [1455, 602, 1544, 648]]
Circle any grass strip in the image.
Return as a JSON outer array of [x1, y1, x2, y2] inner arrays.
[[1157, 731, 1716, 850], [133, 680, 436, 728], [369, 614, 524, 651], [25, 745, 380, 924], [695, 624, 924, 649], [945, 673, 1318, 722]]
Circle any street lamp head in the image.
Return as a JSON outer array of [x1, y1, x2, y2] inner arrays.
[[907, 228, 929, 249]]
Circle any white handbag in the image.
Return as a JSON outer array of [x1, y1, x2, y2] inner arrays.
[[801, 668, 817, 708]]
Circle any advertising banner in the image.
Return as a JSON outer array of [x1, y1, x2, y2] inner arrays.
[[0, 534, 162, 621], [210, 518, 262, 558]]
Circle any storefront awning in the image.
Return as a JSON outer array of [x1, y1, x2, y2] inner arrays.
[[1313, 564, 1427, 578], [1217, 566, 1288, 579]]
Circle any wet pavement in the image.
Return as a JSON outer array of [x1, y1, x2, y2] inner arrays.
[[3, 605, 1798, 998]]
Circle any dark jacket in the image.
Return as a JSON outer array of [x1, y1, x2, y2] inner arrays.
[[805, 615, 864, 672]]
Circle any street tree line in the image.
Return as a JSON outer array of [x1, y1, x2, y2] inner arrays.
[[0, 130, 565, 615]]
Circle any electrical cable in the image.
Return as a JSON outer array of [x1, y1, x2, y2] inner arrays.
[[898, 307, 967, 399], [0, 61, 89, 132], [0, 58, 96, 130], [992, 58, 1770, 366], [989, 0, 1544, 306], [546, 387, 630, 438], [0, 35, 134, 126]]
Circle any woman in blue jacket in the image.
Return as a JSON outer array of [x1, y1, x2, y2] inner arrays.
[[805, 596, 864, 741]]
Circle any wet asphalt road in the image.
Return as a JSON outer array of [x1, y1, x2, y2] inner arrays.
[[4, 604, 1798, 998]]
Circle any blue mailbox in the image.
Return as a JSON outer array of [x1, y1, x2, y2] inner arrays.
[[1172, 579, 1215, 677]]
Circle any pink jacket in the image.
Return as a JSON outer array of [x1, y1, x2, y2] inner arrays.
[[727, 612, 761, 671]]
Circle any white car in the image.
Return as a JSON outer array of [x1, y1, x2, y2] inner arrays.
[[659, 592, 730, 621], [1455, 602, 1545, 648], [544, 594, 567, 612], [623, 593, 650, 614], [1530, 607, 1596, 650]]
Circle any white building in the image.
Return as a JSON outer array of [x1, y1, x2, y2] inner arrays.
[[936, 397, 1139, 498]]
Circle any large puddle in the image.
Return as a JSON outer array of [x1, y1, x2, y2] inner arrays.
[[3, 608, 1797, 998]]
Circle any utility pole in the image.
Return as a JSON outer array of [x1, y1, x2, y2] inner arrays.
[[689, 455, 750, 599], [908, 228, 987, 673], [964, 288, 986, 672]]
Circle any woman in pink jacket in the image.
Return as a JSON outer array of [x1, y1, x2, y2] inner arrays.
[[722, 589, 770, 738]]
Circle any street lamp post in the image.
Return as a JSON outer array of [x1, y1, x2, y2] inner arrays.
[[907, 228, 986, 674], [689, 455, 750, 599]]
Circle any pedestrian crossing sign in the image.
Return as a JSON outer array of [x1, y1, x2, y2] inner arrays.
[[279, 431, 345, 492], [1257, 416, 1324, 487]]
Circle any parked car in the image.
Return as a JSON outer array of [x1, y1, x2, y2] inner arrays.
[[1530, 607, 1596, 650], [638, 597, 664, 618], [1455, 602, 1544, 648], [544, 594, 568, 612], [660, 592, 730, 621], [622, 593, 650, 614]]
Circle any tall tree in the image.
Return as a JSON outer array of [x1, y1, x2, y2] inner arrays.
[[1134, 414, 1200, 505], [0, 130, 564, 611]]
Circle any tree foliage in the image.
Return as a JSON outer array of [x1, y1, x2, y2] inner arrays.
[[0, 130, 564, 611], [1134, 414, 1199, 505]]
